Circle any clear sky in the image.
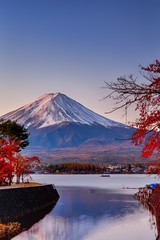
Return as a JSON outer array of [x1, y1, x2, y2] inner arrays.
[[0, 0, 160, 123]]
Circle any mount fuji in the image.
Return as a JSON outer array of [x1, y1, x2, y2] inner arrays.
[[2, 93, 124, 129], [1, 93, 139, 163]]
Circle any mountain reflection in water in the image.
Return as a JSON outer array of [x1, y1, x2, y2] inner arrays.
[[12, 186, 157, 240]]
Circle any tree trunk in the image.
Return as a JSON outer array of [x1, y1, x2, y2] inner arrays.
[[8, 177, 12, 186], [16, 175, 20, 184]]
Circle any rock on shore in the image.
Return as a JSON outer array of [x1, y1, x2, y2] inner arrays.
[[149, 184, 160, 239], [134, 184, 160, 240]]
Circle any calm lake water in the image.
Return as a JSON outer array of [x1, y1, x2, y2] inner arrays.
[[12, 174, 160, 240]]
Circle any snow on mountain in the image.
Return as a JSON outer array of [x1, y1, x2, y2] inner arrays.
[[1, 93, 124, 129]]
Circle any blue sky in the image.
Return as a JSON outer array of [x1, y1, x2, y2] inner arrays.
[[0, 0, 160, 123]]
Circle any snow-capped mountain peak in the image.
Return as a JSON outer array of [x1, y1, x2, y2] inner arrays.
[[1, 93, 124, 129]]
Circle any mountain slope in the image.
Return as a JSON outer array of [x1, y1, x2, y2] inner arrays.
[[1, 93, 139, 163], [28, 122, 133, 148], [2, 93, 124, 129]]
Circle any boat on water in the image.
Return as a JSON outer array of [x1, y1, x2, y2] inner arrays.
[[100, 173, 110, 177]]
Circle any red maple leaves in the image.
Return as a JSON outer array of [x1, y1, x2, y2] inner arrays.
[[14, 154, 40, 184], [0, 136, 40, 185], [105, 60, 160, 173], [132, 60, 160, 159]]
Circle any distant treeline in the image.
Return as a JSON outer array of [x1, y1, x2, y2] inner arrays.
[[36, 162, 150, 174], [44, 163, 102, 174]]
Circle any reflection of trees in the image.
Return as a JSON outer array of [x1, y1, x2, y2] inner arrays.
[[23, 216, 70, 240], [136, 185, 160, 240], [148, 208, 158, 239], [14, 207, 157, 240], [13, 187, 141, 240], [137, 200, 158, 240], [13, 214, 96, 240], [9, 202, 58, 240]]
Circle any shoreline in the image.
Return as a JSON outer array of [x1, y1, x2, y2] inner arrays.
[[0, 184, 59, 222], [134, 184, 160, 239], [0, 184, 59, 239]]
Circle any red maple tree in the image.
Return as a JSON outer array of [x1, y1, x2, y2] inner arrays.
[[14, 154, 40, 184], [0, 138, 20, 184], [105, 60, 160, 171], [0, 160, 13, 185], [0, 120, 40, 184]]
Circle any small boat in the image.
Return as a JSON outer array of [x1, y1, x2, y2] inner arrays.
[[100, 173, 110, 177]]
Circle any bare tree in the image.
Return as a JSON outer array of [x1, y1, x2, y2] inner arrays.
[[104, 60, 160, 159]]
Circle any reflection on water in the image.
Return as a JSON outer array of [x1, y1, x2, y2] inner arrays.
[[13, 186, 157, 240], [3, 202, 57, 240], [83, 210, 157, 240]]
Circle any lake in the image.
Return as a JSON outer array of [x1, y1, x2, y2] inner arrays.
[[12, 174, 160, 240]]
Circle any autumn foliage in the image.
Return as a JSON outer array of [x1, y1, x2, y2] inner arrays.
[[0, 119, 40, 185], [14, 154, 40, 184], [131, 60, 160, 159], [0, 222, 21, 239], [0, 138, 20, 185], [56, 162, 100, 174], [105, 60, 160, 168]]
